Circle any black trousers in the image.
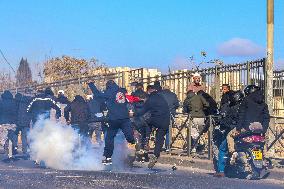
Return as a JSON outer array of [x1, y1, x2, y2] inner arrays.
[[104, 119, 135, 158]]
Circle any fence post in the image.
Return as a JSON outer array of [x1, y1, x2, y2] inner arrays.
[[247, 61, 251, 85], [187, 115, 192, 157], [208, 115, 213, 160], [214, 66, 221, 102], [168, 115, 173, 153]]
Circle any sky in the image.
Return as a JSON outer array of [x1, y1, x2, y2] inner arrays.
[[0, 0, 283, 75]]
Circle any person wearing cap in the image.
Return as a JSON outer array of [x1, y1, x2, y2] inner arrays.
[[56, 90, 70, 105], [187, 72, 205, 93]]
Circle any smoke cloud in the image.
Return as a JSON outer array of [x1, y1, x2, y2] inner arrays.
[[28, 117, 131, 171]]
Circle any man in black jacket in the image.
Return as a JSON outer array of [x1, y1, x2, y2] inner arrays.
[[88, 80, 136, 165], [159, 85, 179, 152], [135, 85, 171, 168], [87, 94, 106, 144], [227, 85, 270, 158], [0, 90, 18, 157], [14, 93, 32, 155], [64, 95, 91, 136], [56, 90, 70, 105], [27, 88, 61, 124]]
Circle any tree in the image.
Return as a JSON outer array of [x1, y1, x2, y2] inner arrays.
[[43, 55, 110, 99], [16, 58, 32, 86]]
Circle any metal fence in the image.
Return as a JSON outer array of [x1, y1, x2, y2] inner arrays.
[[129, 59, 265, 102]]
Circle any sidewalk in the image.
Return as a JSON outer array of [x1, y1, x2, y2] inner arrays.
[[158, 153, 284, 179]]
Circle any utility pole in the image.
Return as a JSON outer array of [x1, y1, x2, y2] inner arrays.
[[266, 0, 274, 115], [266, 0, 275, 157]]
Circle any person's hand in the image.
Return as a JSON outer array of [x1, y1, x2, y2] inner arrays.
[[129, 110, 134, 118]]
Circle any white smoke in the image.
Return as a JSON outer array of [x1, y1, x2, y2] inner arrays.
[[28, 117, 132, 171]]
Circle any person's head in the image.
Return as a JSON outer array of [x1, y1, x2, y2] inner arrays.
[[243, 85, 260, 96], [153, 81, 162, 91], [45, 87, 54, 96], [146, 85, 156, 94], [136, 82, 144, 90], [192, 72, 201, 85], [163, 85, 170, 90], [57, 90, 65, 97], [222, 84, 230, 94], [86, 94, 93, 101], [74, 95, 85, 103], [231, 90, 244, 105]]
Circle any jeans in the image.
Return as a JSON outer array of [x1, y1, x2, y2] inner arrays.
[[218, 139, 228, 173], [104, 119, 135, 158]]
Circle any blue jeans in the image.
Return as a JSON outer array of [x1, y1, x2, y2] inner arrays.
[[218, 139, 228, 173]]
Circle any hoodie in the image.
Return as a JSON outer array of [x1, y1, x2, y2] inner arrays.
[[0, 90, 17, 124], [64, 95, 90, 125], [236, 90, 270, 132], [27, 88, 61, 123], [15, 94, 32, 127], [88, 81, 130, 121]]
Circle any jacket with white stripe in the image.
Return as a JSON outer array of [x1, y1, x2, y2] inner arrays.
[[27, 94, 61, 123]]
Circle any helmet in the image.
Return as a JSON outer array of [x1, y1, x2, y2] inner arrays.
[[232, 90, 244, 103], [243, 85, 260, 96]]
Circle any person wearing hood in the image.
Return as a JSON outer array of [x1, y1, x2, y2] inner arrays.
[[64, 95, 91, 136], [214, 90, 244, 177], [86, 94, 106, 145], [88, 80, 136, 165], [227, 85, 270, 163], [135, 85, 171, 168], [14, 93, 32, 156], [0, 90, 18, 157], [0, 90, 17, 124], [27, 87, 61, 124]]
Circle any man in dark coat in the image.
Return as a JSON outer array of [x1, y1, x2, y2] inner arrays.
[[0, 90, 18, 156], [14, 93, 32, 155], [64, 95, 91, 136], [56, 90, 70, 105], [27, 88, 61, 124], [87, 94, 106, 144], [158, 86, 179, 151], [88, 80, 136, 165], [227, 85, 270, 159], [0, 90, 17, 124], [135, 85, 171, 168]]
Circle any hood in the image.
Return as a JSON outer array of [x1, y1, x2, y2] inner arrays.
[[45, 87, 54, 96], [248, 90, 264, 104], [74, 95, 85, 103], [15, 93, 23, 101], [106, 80, 119, 94], [1, 90, 13, 100]]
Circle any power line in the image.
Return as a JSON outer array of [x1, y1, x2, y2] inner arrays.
[[0, 49, 16, 74]]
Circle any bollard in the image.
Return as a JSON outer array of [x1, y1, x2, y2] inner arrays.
[[208, 115, 213, 160], [187, 116, 192, 157]]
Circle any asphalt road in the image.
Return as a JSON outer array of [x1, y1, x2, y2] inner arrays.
[[0, 156, 283, 189]]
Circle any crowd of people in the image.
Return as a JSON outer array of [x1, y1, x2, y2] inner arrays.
[[0, 72, 270, 172]]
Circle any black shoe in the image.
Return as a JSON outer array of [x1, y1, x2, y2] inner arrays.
[[102, 158, 112, 165]]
